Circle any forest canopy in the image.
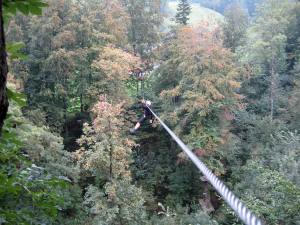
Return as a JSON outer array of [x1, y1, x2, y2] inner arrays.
[[0, 0, 300, 225]]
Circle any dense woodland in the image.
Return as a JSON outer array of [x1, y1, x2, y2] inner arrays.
[[0, 0, 300, 224]]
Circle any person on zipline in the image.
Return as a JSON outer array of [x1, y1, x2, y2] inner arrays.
[[130, 99, 153, 134]]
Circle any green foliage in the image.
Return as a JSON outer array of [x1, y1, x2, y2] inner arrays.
[[223, 3, 248, 51], [237, 0, 297, 119], [6, 42, 26, 60], [7, 88, 26, 107], [235, 162, 300, 225], [84, 180, 147, 225], [151, 205, 219, 225], [0, 98, 68, 224], [75, 99, 149, 224], [153, 25, 241, 177], [123, 0, 162, 58], [8, 0, 146, 133], [3, 0, 47, 22], [5, 0, 300, 225], [175, 0, 191, 25], [166, 163, 203, 207]]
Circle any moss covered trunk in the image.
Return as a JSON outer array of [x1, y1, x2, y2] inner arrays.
[[0, 0, 9, 134]]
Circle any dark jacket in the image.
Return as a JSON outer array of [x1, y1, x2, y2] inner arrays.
[[142, 104, 153, 118]]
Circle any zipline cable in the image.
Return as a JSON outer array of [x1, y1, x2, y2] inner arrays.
[[147, 106, 263, 225]]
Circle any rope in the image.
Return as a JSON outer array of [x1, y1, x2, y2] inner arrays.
[[147, 106, 263, 225]]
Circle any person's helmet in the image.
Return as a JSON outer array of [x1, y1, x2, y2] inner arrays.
[[146, 100, 152, 106]]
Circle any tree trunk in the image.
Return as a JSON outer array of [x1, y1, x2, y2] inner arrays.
[[0, 0, 9, 135], [80, 93, 83, 112], [63, 97, 68, 136], [270, 52, 276, 121], [108, 118, 113, 180], [199, 177, 215, 214]]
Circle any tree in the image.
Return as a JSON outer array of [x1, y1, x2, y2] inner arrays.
[[0, 86, 77, 224], [219, 2, 300, 221], [151, 205, 219, 225], [83, 180, 147, 225], [8, 0, 138, 134], [287, 58, 300, 131], [0, 0, 47, 134], [4, 0, 300, 224], [237, 0, 297, 120], [234, 162, 300, 225], [151, 24, 241, 213], [223, 3, 248, 52], [76, 99, 133, 180], [123, 0, 162, 59], [0, 0, 8, 134], [90, 46, 141, 103], [286, 2, 300, 69], [6, 0, 79, 133], [75, 98, 148, 225], [175, 0, 191, 25]]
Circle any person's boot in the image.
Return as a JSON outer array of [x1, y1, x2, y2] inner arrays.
[[130, 128, 136, 135]]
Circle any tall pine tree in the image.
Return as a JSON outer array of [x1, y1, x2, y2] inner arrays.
[[175, 0, 191, 25]]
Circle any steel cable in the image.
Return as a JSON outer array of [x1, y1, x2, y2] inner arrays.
[[147, 106, 263, 225]]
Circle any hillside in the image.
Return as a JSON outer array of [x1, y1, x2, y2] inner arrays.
[[164, 1, 224, 28]]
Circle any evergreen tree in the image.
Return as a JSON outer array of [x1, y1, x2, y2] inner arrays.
[[75, 98, 148, 224], [223, 3, 248, 52], [123, 0, 162, 59], [151, 25, 241, 215], [0, 84, 81, 224], [175, 0, 191, 25], [237, 0, 296, 120]]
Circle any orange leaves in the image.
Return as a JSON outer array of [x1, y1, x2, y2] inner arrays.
[[75, 96, 135, 180], [227, 80, 241, 89], [100, 0, 130, 45], [157, 24, 243, 161], [92, 46, 141, 81], [90, 46, 141, 102], [178, 26, 199, 55], [124, 138, 136, 148], [176, 24, 233, 70], [160, 86, 181, 98], [167, 25, 242, 113], [52, 30, 76, 49], [91, 95, 124, 133]]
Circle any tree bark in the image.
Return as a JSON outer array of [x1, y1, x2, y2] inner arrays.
[[80, 93, 83, 112], [108, 118, 113, 180], [0, 0, 9, 134], [270, 52, 276, 121], [199, 177, 215, 214]]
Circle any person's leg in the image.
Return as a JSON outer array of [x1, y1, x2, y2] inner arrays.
[[130, 115, 146, 134], [134, 122, 141, 130]]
